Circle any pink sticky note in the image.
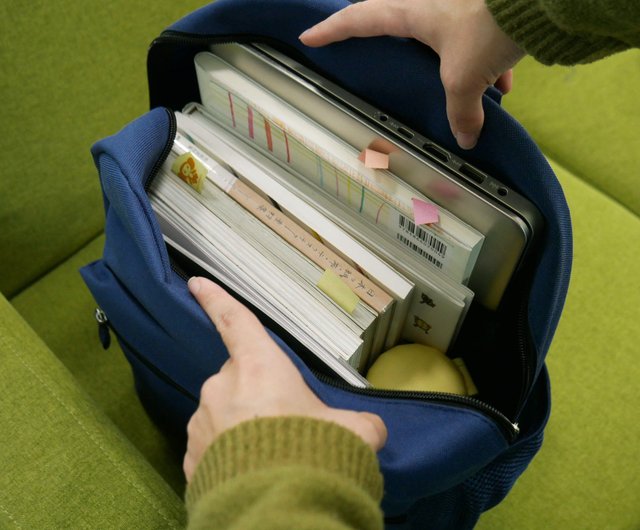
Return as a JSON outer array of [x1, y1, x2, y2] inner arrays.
[[412, 198, 440, 225], [358, 148, 389, 169]]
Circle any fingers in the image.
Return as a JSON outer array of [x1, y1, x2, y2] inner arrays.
[[184, 410, 211, 482], [327, 409, 388, 453], [359, 412, 388, 452], [299, 1, 411, 47], [440, 66, 487, 150], [183, 452, 196, 483], [494, 69, 513, 95], [188, 277, 276, 360]]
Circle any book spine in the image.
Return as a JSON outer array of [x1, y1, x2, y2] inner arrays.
[[400, 285, 465, 353]]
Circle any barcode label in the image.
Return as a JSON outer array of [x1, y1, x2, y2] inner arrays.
[[397, 234, 444, 269], [398, 215, 448, 258]]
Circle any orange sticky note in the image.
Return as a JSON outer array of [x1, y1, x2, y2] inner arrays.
[[358, 148, 389, 169], [412, 198, 439, 225], [366, 138, 398, 155]]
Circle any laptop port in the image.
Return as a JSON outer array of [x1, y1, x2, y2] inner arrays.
[[422, 143, 449, 163], [397, 126, 414, 139], [459, 164, 485, 184]]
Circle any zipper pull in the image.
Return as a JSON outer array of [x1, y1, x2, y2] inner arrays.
[[94, 307, 111, 349]]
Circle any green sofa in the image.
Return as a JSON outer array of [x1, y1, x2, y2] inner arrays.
[[1, 2, 638, 528]]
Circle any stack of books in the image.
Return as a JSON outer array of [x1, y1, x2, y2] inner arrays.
[[148, 51, 483, 387]]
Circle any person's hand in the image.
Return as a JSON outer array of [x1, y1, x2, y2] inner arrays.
[[299, 0, 525, 149], [183, 277, 388, 482]]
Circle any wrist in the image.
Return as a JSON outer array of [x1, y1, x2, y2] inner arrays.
[[186, 416, 384, 509], [485, 0, 628, 65]]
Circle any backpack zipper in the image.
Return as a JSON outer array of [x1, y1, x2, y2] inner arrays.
[[95, 300, 518, 440], [152, 31, 306, 61], [164, 247, 521, 439], [314, 370, 520, 440], [516, 294, 535, 416], [95, 307, 111, 349], [93, 308, 197, 402], [143, 107, 177, 192]]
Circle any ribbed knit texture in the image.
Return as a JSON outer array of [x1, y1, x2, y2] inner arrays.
[[186, 416, 384, 530], [485, 0, 635, 64]]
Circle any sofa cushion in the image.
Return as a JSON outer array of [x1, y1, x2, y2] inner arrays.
[[0, 291, 185, 528], [478, 49, 640, 528], [0, 0, 205, 297], [502, 51, 640, 216], [10, 235, 186, 493], [478, 158, 640, 528]]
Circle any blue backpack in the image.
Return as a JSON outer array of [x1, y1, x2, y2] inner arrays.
[[81, 0, 572, 527]]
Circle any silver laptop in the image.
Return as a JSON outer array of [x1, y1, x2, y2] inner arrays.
[[206, 43, 543, 310]]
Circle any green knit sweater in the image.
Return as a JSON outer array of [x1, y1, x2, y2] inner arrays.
[[486, 0, 640, 64], [186, 417, 384, 530]]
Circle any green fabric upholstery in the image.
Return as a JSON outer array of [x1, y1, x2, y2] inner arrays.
[[476, 54, 640, 528], [501, 52, 640, 216], [0, 292, 185, 528], [0, 1, 638, 528], [0, 1, 202, 297], [10, 235, 186, 495], [0, 1, 201, 526], [477, 158, 640, 529]]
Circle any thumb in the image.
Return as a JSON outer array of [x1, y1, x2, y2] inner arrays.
[[188, 277, 278, 360], [330, 411, 388, 452], [359, 412, 388, 452], [299, 1, 412, 47], [494, 69, 513, 95]]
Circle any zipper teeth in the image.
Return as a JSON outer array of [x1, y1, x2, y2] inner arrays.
[[112, 322, 197, 402], [144, 108, 178, 192], [170, 261, 190, 281], [315, 371, 519, 440], [166, 264, 518, 439], [149, 33, 527, 442], [158, 30, 280, 47], [516, 296, 535, 419]]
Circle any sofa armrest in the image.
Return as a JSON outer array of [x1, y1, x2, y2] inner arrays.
[[0, 293, 185, 528]]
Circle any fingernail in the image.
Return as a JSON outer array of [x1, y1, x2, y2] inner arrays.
[[188, 276, 201, 295], [298, 28, 313, 41], [455, 132, 478, 150]]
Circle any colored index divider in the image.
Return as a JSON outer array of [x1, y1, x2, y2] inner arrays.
[[317, 269, 360, 314], [412, 198, 440, 225]]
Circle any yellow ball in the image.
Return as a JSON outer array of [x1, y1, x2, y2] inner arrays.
[[366, 344, 467, 395]]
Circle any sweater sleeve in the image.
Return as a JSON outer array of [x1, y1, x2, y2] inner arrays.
[[185, 416, 385, 530], [485, 0, 640, 64]]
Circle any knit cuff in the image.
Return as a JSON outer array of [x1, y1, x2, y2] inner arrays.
[[485, 0, 629, 65], [186, 416, 384, 510]]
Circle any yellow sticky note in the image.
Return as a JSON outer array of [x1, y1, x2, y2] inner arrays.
[[171, 152, 206, 193], [317, 269, 359, 314]]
